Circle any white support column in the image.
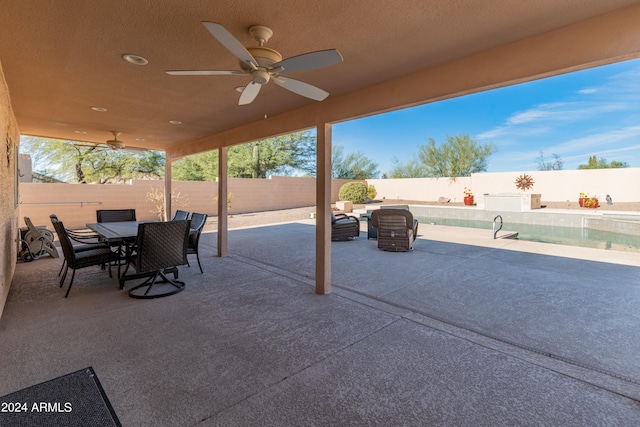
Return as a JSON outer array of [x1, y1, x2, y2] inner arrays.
[[315, 123, 332, 294], [217, 146, 228, 257], [164, 154, 172, 221]]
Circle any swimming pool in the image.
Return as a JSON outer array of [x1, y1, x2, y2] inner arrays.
[[417, 216, 640, 253]]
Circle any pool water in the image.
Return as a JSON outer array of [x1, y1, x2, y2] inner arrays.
[[419, 217, 640, 253]]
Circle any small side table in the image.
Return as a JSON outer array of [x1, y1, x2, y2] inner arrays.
[[359, 213, 377, 240]]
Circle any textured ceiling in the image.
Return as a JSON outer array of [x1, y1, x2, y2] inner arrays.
[[1, 0, 639, 151]]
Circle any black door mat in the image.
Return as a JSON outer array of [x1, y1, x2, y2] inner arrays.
[[0, 367, 121, 426]]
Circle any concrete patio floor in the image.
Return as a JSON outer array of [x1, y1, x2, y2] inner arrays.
[[1, 220, 640, 426]]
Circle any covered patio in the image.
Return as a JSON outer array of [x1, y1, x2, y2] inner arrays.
[[3, 1, 640, 303], [3, 2, 640, 424], [2, 221, 639, 425]]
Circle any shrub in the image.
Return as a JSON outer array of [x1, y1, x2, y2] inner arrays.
[[367, 184, 377, 200], [339, 182, 368, 203], [146, 187, 188, 221]]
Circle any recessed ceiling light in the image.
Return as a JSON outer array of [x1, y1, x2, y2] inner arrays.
[[235, 86, 245, 93], [169, 120, 182, 125], [90, 106, 107, 112], [122, 54, 149, 65]]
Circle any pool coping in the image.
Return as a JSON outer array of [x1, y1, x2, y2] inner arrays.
[[350, 205, 640, 266]]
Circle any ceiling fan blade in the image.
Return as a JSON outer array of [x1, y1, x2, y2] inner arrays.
[[166, 70, 245, 76], [201, 22, 258, 70], [273, 77, 329, 101], [238, 82, 262, 105], [273, 49, 343, 74], [123, 147, 148, 154]]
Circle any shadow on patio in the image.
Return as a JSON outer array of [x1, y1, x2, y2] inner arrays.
[[2, 220, 640, 426]]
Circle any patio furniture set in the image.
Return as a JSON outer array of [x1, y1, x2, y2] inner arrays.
[[332, 207, 419, 252], [25, 206, 415, 298], [29, 208, 207, 299]]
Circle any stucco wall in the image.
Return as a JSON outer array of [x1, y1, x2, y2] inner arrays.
[[0, 61, 20, 318], [19, 177, 353, 229], [368, 168, 640, 204], [367, 177, 472, 203], [19, 167, 640, 231], [471, 169, 640, 202]]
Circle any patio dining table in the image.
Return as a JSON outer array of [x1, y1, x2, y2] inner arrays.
[[86, 221, 150, 283], [86, 221, 146, 243], [87, 220, 193, 289]]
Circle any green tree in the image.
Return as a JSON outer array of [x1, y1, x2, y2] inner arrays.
[[172, 151, 219, 181], [230, 132, 316, 178], [578, 155, 629, 169], [331, 145, 379, 179], [20, 137, 164, 183], [172, 135, 379, 181], [416, 134, 497, 178], [172, 132, 316, 180], [388, 158, 428, 178]]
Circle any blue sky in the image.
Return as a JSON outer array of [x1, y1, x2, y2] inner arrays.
[[333, 58, 640, 176]]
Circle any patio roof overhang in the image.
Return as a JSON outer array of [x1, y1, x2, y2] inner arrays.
[[1, 1, 639, 155], [3, 1, 640, 293]]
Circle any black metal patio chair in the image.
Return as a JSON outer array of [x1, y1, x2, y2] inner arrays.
[[171, 210, 189, 221], [96, 209, 136, 223], [186, 212, 208, 273], [50, 214, 110, 278], [51, 217, 120, 298], [125, 220, 191, 299]]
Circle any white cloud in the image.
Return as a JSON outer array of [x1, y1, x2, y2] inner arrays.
[[549, 125, 640, 154], [477, 127, 507, 139], [477, 62, 640, 147]]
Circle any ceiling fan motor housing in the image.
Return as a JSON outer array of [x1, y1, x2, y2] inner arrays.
[[243, 47, 283, 85], [245, 47, 282, 69]]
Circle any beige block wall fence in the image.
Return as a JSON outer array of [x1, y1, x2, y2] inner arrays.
[[19, 167, 640, 230], [19, 177, 353, 229], [369, 168, 640, 204]]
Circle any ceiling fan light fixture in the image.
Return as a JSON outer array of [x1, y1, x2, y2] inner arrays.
[[122, 54, 149, 65], [251, 69, 270, 85]]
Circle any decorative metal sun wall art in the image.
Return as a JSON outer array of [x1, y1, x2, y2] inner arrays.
[[514, 173, 534, 190]]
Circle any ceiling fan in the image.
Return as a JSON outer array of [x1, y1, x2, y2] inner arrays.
[[69, 132, 148, 153], [166, 22, 343, 105], [103, 131, 147, 153], [106, 131, 126, 149]]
